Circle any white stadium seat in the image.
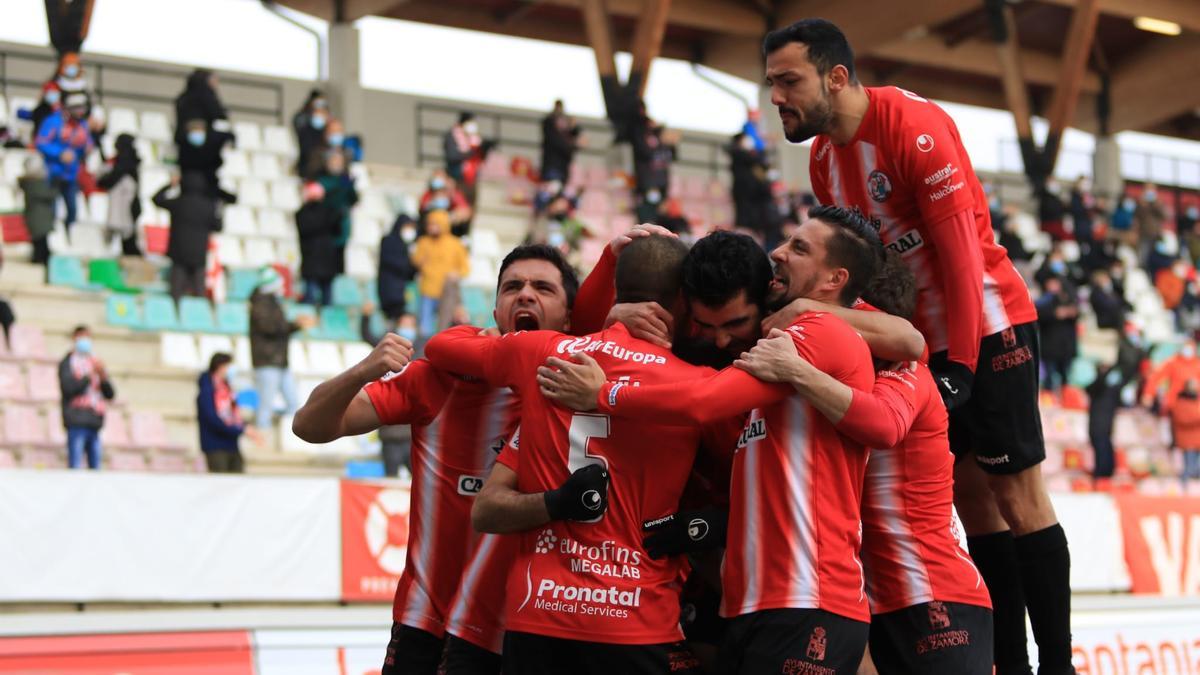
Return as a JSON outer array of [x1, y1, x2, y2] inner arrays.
[[233, 336, 253, 371], [257, 208, 293, 240], [222, 205, 257, 236], [239, 179, 270, 209], [139, 110, 172, 143], [3, 150, 30, 183], [350, 212, 382, 246], [262, 124, 297, 157], [134, 138, 156, 165], [251, 152, 281, 180], [213, 234, 245, 267], [107, 107, 139, 136], [140, 167, 172, 200], [275, 239, 300, 268], [161, 333, 201, 370], [233, 121, 263, 151], [221, 149, 251, 180], [243, 238, 277, 267], [305, 341, 345, 377], [345, 245, 375, 279], [0, 95, 7, 126], [342, 342, 372, 371], [88, 193, 109, 224], [287, 341, 312, 376], [0, 186, 15, 212], [269, 180, 301, 211], [197, 334, 235, 368]]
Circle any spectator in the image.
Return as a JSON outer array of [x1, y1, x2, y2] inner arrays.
[[249, 267, 315, 429], [376, 214, 418, 322], [411, 209, 468, 338], [1156, 259, 1191, 313], [631, 105, 677, 213], [35, 91, 92, 230], [1070, 175, 1096, 254], [729, 131, 772, 238], [295, 181, 341, 307], [658, 197, 691, 237], [1142, 338, 1200, 413], [996, 206, 1032, 263], [1179, 281, 1200, 337], [54, 52, 88, 97], [58, 325, 114, 470], [197, 352, 258, 473], [1088, 335, 1143, 487], [1109, 193, 1136, 247], [356, 303, 417, 478], [18, 155, 56, 267], [316, 150, 358, 279], [1146, 235, 1180, 283], [97, 133, 142, 256], [31, 81, 61, 137], [153, 171, 220, 303], [1089, 269, 1128, 330], [174, 68, 231, 146], [419, 171, 472, 234], [1036, 276, 1079, 393], [1034, 243, 1079, 288], [1135, 184, 1168, 269], [540, 99, 582, 183], [1180, 204, 1200, 263], [1175, 381, 1200, 487], [1038, 180, 1068, 241], [535, 193, 589, 264], [293, 89, 328, 177], [177, 118, 235, 203], [443, 112, 480, 187]]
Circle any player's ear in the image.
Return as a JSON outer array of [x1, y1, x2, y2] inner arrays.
[[828, 64, 849, 93], [828, 267, 850, 295]]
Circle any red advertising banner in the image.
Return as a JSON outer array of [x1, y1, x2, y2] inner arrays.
[[1115, 495, 1200, 595], [0, 631, 255, 674], [341, 479, 412, 602]]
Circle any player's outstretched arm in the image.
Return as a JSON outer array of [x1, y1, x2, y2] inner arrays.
[[473, 462, 610, 533], [293, 333, 414, 443], [762, 299, 925, 362]]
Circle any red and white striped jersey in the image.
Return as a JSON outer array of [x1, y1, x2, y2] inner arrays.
[[809, 86, 1035, 371], [598, 311, 876, 623], [365, 361, 518, 637], [837, 361, 991, 614]]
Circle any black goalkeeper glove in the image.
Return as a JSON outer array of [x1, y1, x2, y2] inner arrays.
[[642, 508, 728, 560], [544, 464, 610, 522], [929, 351, 975, 411]]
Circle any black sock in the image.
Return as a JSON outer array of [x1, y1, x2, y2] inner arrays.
[[968, 531, 1033, 675], [1014, 524, 1074, 674]]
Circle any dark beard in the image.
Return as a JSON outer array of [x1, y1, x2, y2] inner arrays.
[[783, 91, 834, 144]]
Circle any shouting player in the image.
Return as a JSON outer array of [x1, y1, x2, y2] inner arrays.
[[424, 235, 741, 675], [542, 206, 880, 674], [738, 252, 994, 673], [763, 19, 1072, 674]]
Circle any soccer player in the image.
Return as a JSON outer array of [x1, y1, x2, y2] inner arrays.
[[737, 252, 994, 674], [763, 18, 1072, 674], [423, 235, 738, 675], [293, 244, 602, 675], [541, 206, 881, 675]]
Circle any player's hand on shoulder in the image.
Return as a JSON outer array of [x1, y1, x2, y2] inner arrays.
[[355, 332, 415, 383], [928, 351, 974, 410], [735, 328, 804, 383], [538, 352, 605, 411], [609, 223, 679, 256], [761, 298, 819, 335], [642, 507, 728, 560], [605, 302, 673, 348], [544, 463, 609, 522]]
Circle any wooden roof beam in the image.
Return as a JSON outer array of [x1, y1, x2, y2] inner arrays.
[[775, 0, 980, 50], [1107, 34, 1200, 132], [1040, 0, 1200, 34]]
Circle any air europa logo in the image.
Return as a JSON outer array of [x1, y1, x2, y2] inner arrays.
[[555, 337, 667, 365]]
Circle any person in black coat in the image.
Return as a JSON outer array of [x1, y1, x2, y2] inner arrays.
[[1089, 269, 1128, 330], [1088, 336, 1144, 483], [295, 182, 343, 307], [540, 100, 580, 183], [631, 109, 676, 202], [728, 131, 772, 236], [1036, 276, 1080, 392], [174, 69, 229, 144], [177, 118, 235, 203], [377, 214, 418, 320], [153, 171, 220, 302]]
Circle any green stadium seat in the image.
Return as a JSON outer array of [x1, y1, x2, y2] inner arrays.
[[367, 311, 388, 339], [142, 294, 179, 331], [48, 255, 88, 289], [179, 297, 217, 333], [88, 259, 137, 293], [364, 279, 379, 306], [106, 293, 142, 328], [215, 302, 249, 334], [331, 276, 363, 307], [227, 269, 261, 302], [405, 281, 417, 311], [318, 306, 356, 341], [285, 302, 317, 324]]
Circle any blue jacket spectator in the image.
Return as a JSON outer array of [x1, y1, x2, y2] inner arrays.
[[35, 92, 92, 227], [197, 353, 249, 473]]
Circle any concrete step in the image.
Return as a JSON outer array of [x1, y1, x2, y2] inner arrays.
[[1, 260, 47, 286], [1, 283, 108, 328]]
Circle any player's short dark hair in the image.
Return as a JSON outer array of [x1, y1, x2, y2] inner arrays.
[[208, 352, 233, 374], [808, 205, 883, 306], [615, 236, 690, 309], [862, 250, 917, 320], [496, 244, 580, 309], [682, 231, 772, 311], [762, 19, 857, 83], [72, 325, 89, 337]]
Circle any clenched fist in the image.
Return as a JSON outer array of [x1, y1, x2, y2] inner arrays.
[[354, 333, 415, 383]]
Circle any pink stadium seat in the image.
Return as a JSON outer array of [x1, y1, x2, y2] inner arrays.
[[0, 362, 29, 401], [578, 190, 611, 216], [26, 364, 59, 403], [99, 412, 134, 450], [583, 165, 609, 187], [148, 452, 190, 473], [108, 450, 147, 472], [43, 407, 66, 447], [0, 448, 16, 469], [3, 405, 52, 448], [709, 204, 733, 227], [9, 325, 53, 362], [481, 153, 509, 180], [683, 176, 708, 199], [609, 214, 635, 236], [19, 448, 65, 470], [129, 410, 184, 451]]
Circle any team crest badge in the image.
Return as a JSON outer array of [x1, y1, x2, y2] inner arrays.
[[928, 601, 951, 630], [867, 170, 892, 202], [806, 626, 827, 661], [1001, 327, 1017, 349]]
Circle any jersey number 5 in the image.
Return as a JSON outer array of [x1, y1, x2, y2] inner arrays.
[[567, 413, 610, 474]]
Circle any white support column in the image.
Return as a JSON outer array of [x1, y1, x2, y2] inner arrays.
[[327, 22, 365, 137], [1093, 134, 1122, 202]]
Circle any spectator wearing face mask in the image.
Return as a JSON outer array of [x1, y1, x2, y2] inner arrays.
[[1142, 339, 1200, 414], [1179, 204, 1200, 259], [153, 171, 221, 302], [1034, 243, 1078, 289], [1089, 269, 1128, 331], [58, 325, 115, 470], [316, 150, 358, 278], [55, 52, 88, 96], [249, 267, 316, 430], [174, 68, 231, 146], [19, 154, 57, 266], [356, 303, 418, 478], [1036, 275, 1079, 393], [35, 91, 92, 229], [419, 171, 472, 235], [1175, 379, 1200, 488], [729, 130, 772, 238], [1135, 184, 1168, 270], [1088, 339, 1143, 487], [540, 99, 582, 183], [31, 81, 62, 137], [1070, 175, 1097, 253], [444, 112, 480, 186], [1155, 259, 1192, 312], [97, 133, 142, 256], [1108, 193, 1136, 246], [411, 209, 468, 338], [197, 352, 260, 473], [295, 181, 342, 307], [177, 118, 236, 203], [1038, 180, 1069, 241], [631, 105, 677, 215], [533, 193, 589, 264], [295, 90, 329, 179], [376, 214, 418, 323]]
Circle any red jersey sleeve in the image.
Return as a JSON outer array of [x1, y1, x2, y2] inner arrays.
[[363, 360, 451, 426], [900, 111, 984, 370], [835, 364, 921, 448], [496, 426, 520, 471], [570, 246, 617, 335], [424, 325, 554, 390]]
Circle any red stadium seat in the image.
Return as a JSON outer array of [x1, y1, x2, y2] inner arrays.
[[26, 364, 60, 403], [100, 412, 135, 450], [43, 407, 66, 447], [8, 325, 53, 363], [3, 405, 52, 448], [129, 410, 184, 452], [148, 452, 190, 473], [0, 362, 29, 401], [0, 448, 15, 468], [19, 448, 65, 470]]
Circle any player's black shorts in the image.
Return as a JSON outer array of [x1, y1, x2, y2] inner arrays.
[[948, 321, 1046, 474], [502, 631, 702, 675], [444, 634, 501, 675], [716, 608, 869, 675], [381, 622, 444, 675], [869, 601, 993, 675], [681, 572, 727, 646]]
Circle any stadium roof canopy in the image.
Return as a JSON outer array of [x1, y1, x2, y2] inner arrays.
[[279, 0, 1200, 142]]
